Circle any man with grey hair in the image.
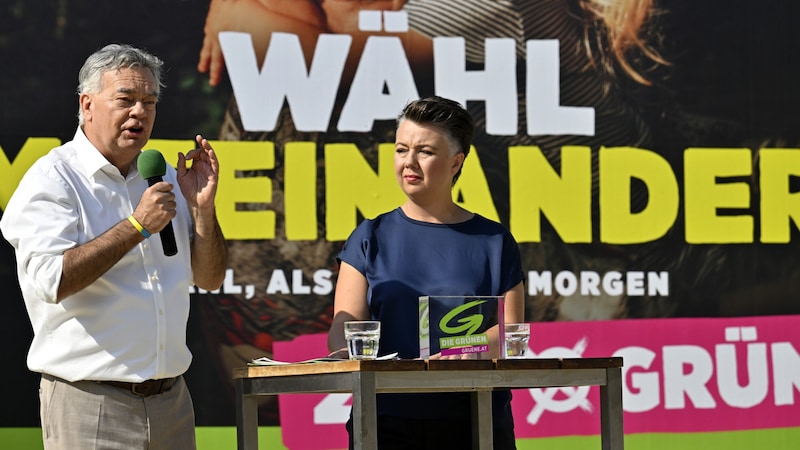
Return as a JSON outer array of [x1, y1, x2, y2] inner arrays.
[[0, 43, 227, 449]]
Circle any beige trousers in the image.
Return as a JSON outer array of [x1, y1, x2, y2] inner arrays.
[[39, 374, 196, 450]]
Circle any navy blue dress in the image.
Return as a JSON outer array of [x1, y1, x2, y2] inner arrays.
[[338, 207, 525, 428]]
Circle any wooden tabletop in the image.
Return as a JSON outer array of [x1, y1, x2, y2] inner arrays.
[[233, 357, 622, 379]]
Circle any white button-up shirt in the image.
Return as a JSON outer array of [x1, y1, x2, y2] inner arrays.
[[0, 128, 194, 382]]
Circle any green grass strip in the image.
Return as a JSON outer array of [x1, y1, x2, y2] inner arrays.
[[2, 426, 799, 449]]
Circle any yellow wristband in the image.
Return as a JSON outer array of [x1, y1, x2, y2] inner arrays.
[[127, 215, 151, 238]]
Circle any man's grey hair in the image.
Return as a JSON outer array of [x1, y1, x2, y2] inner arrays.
[[77, 43, 165, 125]]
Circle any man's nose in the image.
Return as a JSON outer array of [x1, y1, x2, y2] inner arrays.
[[129, 101, 147, 117]]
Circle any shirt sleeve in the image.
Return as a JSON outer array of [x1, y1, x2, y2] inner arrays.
[[1, 164, 77, 303]]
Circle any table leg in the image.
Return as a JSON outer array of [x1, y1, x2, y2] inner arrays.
[[600, 367, 624, 450], [235, 378, 259, 450], [351, 371, 378, 450], [471, 391, 493, 450]]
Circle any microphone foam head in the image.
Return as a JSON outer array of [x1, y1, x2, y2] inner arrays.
[[138, 149, 167, 179]]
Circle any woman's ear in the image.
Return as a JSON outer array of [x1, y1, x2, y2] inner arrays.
[[451, 152, 465, 175]]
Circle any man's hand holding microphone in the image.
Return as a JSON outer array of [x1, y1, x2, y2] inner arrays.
[[133, 135, 221, 257]]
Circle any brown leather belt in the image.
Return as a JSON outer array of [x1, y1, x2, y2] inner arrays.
[[98, 376, 179, 397]]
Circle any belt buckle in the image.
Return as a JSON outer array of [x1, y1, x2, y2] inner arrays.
[[131, 380, 160, 397]]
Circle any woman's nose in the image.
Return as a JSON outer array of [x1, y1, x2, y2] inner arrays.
[[404, 151, 419, 167]]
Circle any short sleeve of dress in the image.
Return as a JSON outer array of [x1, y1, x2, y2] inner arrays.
[[501, 227, 525, 292], [336, 219, 373, 275]]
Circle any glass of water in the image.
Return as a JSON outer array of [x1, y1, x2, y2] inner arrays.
[[504, 323, 530, 359], [344, 321, 381, 360]]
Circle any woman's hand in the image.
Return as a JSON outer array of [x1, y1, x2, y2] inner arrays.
[[327, 347, 350, 359], [426, 351, 478, 360]]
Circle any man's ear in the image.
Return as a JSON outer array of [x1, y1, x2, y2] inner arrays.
[[79, 93, 92, 121]]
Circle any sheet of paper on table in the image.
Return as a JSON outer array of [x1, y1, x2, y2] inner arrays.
[[249, 352, 399, 366]]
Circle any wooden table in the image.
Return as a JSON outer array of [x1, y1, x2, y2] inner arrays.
[[234, 357, 624, 450]]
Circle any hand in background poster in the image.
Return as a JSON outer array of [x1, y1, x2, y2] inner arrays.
[[318, 0, 403, 34], [198, 0, 326, 86], [197, 0, 412, 89]]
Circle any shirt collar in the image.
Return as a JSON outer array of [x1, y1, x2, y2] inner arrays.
[[73, 127, 141, 181]]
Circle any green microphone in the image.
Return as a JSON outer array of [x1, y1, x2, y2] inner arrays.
[[138, 149, 178, 256]]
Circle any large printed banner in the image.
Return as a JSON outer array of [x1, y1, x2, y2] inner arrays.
[[274, 316, 800, 449], [2, 0, 800, 443]]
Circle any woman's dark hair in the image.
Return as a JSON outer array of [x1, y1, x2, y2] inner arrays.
[[397, 96, 474, 184]]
